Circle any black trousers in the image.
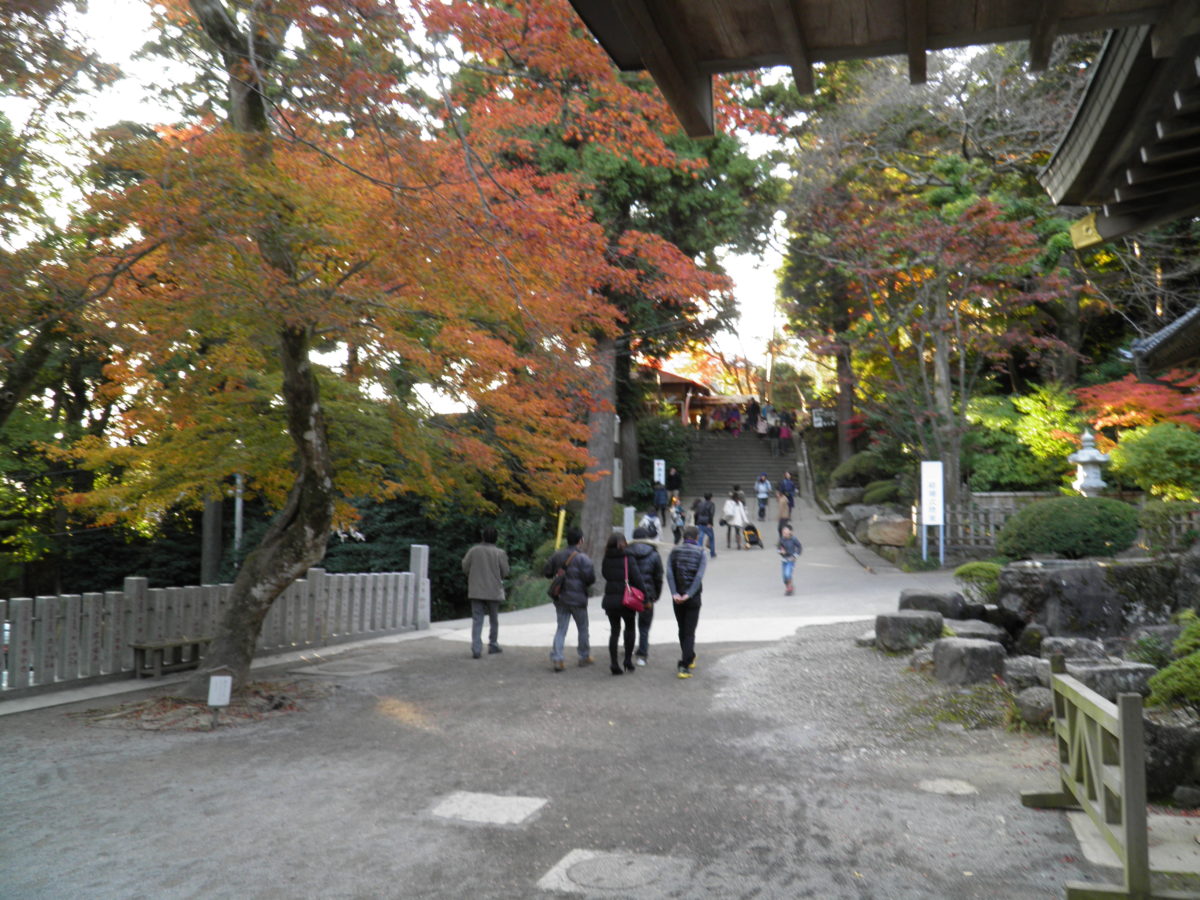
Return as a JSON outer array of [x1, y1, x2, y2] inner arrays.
[[607, 608, 636, 664], [672, 601, 700, 667]]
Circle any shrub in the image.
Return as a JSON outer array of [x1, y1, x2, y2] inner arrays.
[[1111, 423, 1200, 500], [953, 561, 1002, 604], [831, 451, 895, 487], [994, 496, 1138, 559], [1127, 634, 1172, 669], [636, 414, 693, 481], [861, 479, 900, 504], [1147, 651, 1200, 714], [1173, 616, 1200, 659]]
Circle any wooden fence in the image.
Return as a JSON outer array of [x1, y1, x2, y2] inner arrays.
[[1020, 656, 1172, 900], [0, 547, 430, 697], [918, 499, 1199, 555]]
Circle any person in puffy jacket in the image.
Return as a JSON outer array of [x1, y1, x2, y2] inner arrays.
[[600, 532, 648, 675], [543, 526, 596, 672], [667, 526, 707, 678], [628, 527, 664, 666]]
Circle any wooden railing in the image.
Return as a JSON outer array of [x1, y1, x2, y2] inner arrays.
[[1, 549, 430, 697], [1020, 656, 1172, 900]]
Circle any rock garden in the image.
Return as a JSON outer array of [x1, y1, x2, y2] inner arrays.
[[860, 538, 1200, 804]]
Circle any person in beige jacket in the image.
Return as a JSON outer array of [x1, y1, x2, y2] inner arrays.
[[462, 525, 510, 659]]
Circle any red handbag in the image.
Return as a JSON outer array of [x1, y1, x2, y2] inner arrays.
[[622, 558, 645, 612]]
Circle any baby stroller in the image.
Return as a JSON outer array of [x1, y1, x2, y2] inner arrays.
[[742, 523, 764, 548]]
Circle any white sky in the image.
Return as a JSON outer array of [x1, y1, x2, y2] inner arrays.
[[73, 0, 785, 366]]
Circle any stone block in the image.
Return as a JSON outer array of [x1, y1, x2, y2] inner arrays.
[[828, 486, 865, 509], [1041, 636, 1108, 661], [1173, 785, 1200, 809], [932, 637, 1006, 685], [855, 630, 876, 648], [1063, 661, 1156, 702], [946, 618, 1008, 646], [1014, 686, 1054, 726], [866, 514, 912, 547], [899, 589, 966, 620], [1014, 623, 1047, 657], [875, 610, 944, 653], [1002, 655, 1043, 692]]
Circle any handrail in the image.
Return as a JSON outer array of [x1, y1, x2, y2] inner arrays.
[[1020, 655, 1186, 900]]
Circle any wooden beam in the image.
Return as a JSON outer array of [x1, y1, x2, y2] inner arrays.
[[1156, 113, 1200, 141], [905, 0, 928, 85], [766, 0, 814, 94], [610, 0, 714, 138], [1140, 136, 1200, 165], [1174, 85, 1200, 115], [1152, 0, 1200, 59], [1029, 0, 1062, 71], [1075, 193, 1200, 249], [1114, 168, 1200, 202]]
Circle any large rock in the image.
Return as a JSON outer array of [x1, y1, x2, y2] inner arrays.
[[828, 486, 865, 509], [1041, 636, 1108, 661], [1014, 686, 1054, 726], [1063, 661, 1156, 702], [1014, 623, 1047, 657], [899, 589, 966, 620], [875, 610, 944, 652], [947, 618, 1009, 646], [932, 637, 1006, 685], [866, 514, 912, 547], [1144, 719, 1200, 799], [1003, 655, 1043, 692], [841, 504, 885, 536], [998, 557, 1189, 639]]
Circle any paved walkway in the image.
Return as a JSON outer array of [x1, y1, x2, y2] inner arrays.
[[4, 499, 1188, 898]]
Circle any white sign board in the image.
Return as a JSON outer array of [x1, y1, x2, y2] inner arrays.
[[920, 461, 944, 526], [653, 459, 665, 485], [207, 674, 233, 708]]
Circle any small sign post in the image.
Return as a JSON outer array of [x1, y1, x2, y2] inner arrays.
[[207, 667, 233, 730], [653, 458, 666, 486], [920, 461, 945, 566]]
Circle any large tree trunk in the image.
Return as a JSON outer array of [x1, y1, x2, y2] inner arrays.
[[580, 338, 616, 569], [183, 327, 335, 695], [181, 1, 335, 696], [0, 321, 58, 432]]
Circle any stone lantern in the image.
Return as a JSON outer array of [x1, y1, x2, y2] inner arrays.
[[1068, 428, 1110, 498]]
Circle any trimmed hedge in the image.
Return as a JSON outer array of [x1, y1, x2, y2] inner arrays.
[[1148, 651, 1200, 714], [831, 451, 894, 487], [994, 496, 1138, 560]]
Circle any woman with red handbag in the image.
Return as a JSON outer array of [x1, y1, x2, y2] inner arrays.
[[600, 533, 648, 675]]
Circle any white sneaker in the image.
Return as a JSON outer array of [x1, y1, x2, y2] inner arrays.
[[636, 657, 647, 667]]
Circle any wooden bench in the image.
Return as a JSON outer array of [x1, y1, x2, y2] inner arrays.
[[131, 637, 212, 678]]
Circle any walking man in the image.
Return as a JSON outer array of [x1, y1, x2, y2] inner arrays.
[[462, 525, 510, 659], [543, 526, 596, 672], [780, 471, 796, 515], [667, 525, 707, 679]]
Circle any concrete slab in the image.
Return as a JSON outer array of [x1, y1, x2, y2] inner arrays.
[[918, 778, 980, 796], [291, 660, 397, 677], [430, 791, 547, 826], [1068, 811, 1200, 874]]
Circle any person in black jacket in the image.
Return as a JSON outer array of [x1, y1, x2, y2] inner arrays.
[[667, 525, 707, 679], [628, 526, 664, 666], [600, 532, 648, 675], [543, 526, 596, 672]]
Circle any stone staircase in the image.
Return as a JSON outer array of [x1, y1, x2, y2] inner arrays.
[[679, 431, 800, 502]]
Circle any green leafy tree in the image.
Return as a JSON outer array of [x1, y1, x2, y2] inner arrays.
[[1112, 424, 1200, 500]]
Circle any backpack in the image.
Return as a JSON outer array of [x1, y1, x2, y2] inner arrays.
[[547, 551, 577, 599]]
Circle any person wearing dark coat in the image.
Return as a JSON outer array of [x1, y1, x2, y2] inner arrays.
[[628, 527, 664, 666], [544, 526, 596, 672], [600, 532, 648, 675]]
